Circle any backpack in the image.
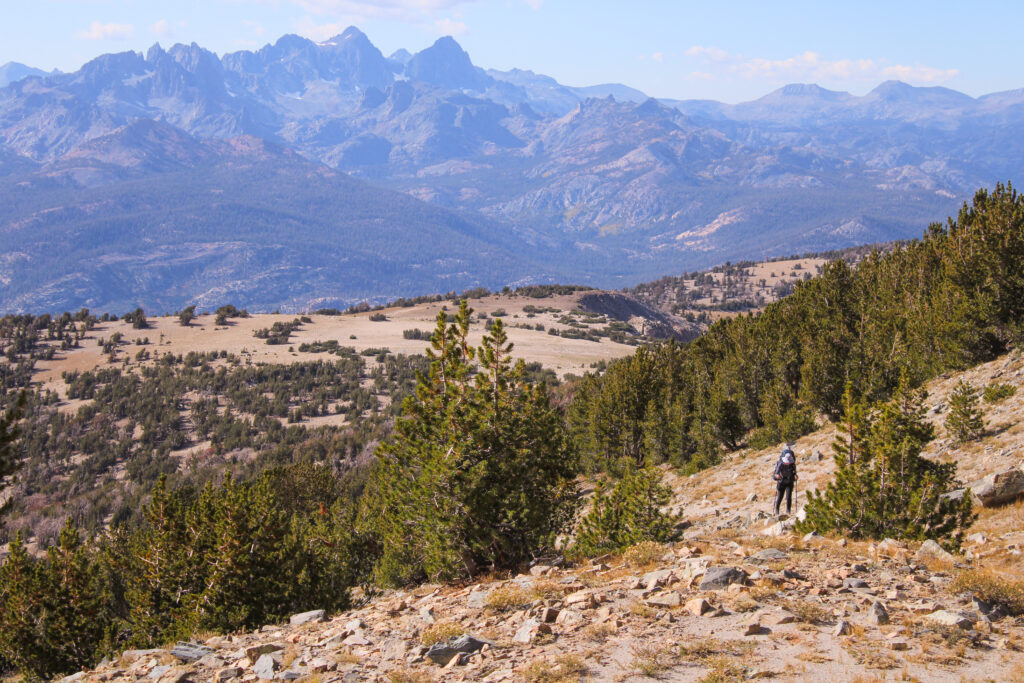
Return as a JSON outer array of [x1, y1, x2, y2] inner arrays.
[[775, 451, 796, 483]]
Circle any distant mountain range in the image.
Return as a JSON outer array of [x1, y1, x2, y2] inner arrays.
[[1, 30, 1020, 312]]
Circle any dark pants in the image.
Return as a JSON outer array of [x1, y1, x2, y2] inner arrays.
[[774, 481, 794, 514]]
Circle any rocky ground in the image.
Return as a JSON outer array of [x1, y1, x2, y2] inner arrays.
[[56, 354, 1024, 683]]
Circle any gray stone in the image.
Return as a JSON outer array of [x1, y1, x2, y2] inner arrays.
[[917, 539, 954, 563], [699, 567, 748, 591], [642, 569, 672, 590], [867, 600, 889, 625], [803, 531, 822, 542], [833, 619, 851, 636], [289, 609, 326, 626], [214, 668, 243, 682], [171, 641, 216, 663], [685, 597, 712, 616], [925, 610, 974, 629], [966, 532, 988, 545], [749, 548, 788, 562], [467, 589, 489, 608], [245, 644, 283, 661], [57, 674, 86, 683], [253, 654, 279, 680], [646, 591, 682, 608], [970, 468, 1024, 507], [121, 649, 165, 664], [426, 634, 487, 665], [148, 666, 171, 680], [941, 488, 967, 503], [512, 618, 552, 644], [843, 577, 869, 589], [540, 607, 560, 623]]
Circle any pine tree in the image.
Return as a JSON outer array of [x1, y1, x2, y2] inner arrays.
[[0, 392, 24, 484], [572, 466, 681, 557], [358, 304, 579, 585], [0, 523, 113, 679], [797, 374, 975, 550], [177, 305, 196, 327], [945, 380, 985, 443]]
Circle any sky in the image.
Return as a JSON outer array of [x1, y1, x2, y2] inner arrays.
[[0, 0, 1020, 103]]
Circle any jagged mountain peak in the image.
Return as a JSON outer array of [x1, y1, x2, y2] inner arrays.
[[406, 35, 491, 91], [320, 26, 368, 46]]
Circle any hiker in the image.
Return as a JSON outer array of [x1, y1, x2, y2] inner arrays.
[[773, 445, 798, 516]]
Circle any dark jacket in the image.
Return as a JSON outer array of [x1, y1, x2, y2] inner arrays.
[[774, 453, 797, 484]]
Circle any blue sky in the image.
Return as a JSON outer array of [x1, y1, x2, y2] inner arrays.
[[1, 0, 1019, 102]]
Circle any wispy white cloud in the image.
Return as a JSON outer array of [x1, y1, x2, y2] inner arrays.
[[294, 0, 474, 19], [78, 21, 135, 41], [651, 52, 664, 63], [685, 46, 958, 84], [151, 20, 187, 38], [523, 0, 544, 8], [434, 17, 468, 36], [243, 19, 267, 37]]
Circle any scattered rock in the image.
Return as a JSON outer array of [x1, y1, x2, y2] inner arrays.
[[843, 578, 869, 589], [170, 642, 215, 663], [803, 531, 822, 542], [742, 619, 763, 636], [924, 610, 974, 630], [699, 567, 748, 591], [289, 609, 326, 626], [833, 620, 851, 636], [966, 532, 988, 545], [244, 644, 282, 661], [761, 609, 797, 625], [889, 640, 909, 651], [917, 539, 955, 563], [685, 597, 712, 616], [750, 548, 788, 562], [867, 600, 889, 626], [564, 590, 598, 608], [540, 607, 560, 623], [645, 591, 682, 608], [642, 569, 672, 590], [214, 668, 242, 682], [426, 635, 488, 665], [253, 654, 279, 680], [512, 619, 552, 644]]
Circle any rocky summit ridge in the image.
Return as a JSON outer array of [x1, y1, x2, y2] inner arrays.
[[58, 352, 1024, 682]]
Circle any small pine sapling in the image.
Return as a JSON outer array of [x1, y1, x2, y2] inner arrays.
[[945, 380, 985, 443]]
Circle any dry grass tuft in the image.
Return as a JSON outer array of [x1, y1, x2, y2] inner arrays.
[[532, 578, 570, 600], [387, 667, 434, 683], [522, 655, 587, 683], [627, 600, 657, 619], [484, 584, 533, 612], [780, 598, 831, 625], [420, 620, 465, 646], [950, 568, 1024, 615], [725, 594, 760, 613], [698, 655, 746, 683], [581, 622, 617, 642], [622, 541, 667, 568], [626, 643, 678, 678], [678, 638, 755, 662]]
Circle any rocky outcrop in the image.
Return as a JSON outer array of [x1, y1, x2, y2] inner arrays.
[[576, 291, 700, 341], [969, 466, 1024, 507]]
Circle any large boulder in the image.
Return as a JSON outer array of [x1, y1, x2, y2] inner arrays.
[[426, 634, 488, 665], [699, 567, 748, 590], [969, 467, 1024, 507]]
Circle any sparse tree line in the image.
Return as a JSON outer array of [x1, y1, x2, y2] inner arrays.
[[0, 184, 1022, 677]]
